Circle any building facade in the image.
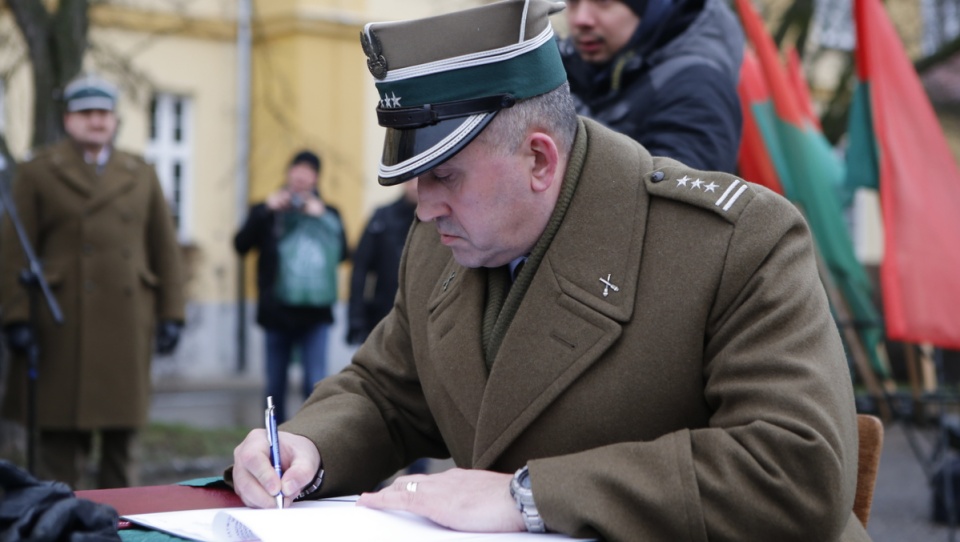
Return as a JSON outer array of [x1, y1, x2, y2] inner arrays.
[[1, 0, 957, 385], [0, 0, 491, 384]]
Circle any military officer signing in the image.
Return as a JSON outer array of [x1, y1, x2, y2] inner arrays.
[[230, 1, 869, 540], [0, 74, 185, 488]]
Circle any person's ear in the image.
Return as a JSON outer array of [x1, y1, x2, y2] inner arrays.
[[527, 132, 560, 193]]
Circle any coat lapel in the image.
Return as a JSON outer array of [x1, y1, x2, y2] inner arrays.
[[426, 258, 492, 434], [472, 119, 655, 467], [49, 142, 96, 198], [86, 152, 140, 214]]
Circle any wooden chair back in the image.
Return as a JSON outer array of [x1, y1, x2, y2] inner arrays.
[[854, 414, 884, 527]]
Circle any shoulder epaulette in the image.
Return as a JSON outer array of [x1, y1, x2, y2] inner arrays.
[[644, 157, 757, 223]]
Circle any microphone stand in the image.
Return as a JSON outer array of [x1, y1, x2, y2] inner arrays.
[[0, 156, 63, 475]]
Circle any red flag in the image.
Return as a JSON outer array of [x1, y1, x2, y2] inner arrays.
[[737, 49, 784, 194], [735, 0, 805, 126], [785, 47, 822, 130], [854, 0, 960, 348], [737, 0, 887, 377]]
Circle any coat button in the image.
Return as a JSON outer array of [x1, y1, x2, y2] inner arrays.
[[651, 171, 665, 183]]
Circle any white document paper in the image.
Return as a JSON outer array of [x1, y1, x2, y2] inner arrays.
[[124, 497, 592, 542]]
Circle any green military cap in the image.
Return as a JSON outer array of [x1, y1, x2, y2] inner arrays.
[[361, 0, 567, 185], [63, 73, 118, 112]]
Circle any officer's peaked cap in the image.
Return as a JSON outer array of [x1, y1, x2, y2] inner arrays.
[[361, 0, 567, 185]]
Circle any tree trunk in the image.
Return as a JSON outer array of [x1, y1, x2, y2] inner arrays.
[[7, 0, 90, 151]]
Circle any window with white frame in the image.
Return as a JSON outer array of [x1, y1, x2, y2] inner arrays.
[[145, 92, 192, 241]]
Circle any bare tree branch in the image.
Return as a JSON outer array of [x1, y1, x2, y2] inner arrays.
[[773, 0, 814, 53], [87, 42, 157, 106], [915, 34, 960, 74]]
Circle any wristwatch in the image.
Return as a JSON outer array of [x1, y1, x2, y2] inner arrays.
[[510, 466, 546, 533], [296, 461, 325, 501]]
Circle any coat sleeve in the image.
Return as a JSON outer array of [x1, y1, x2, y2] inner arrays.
[[530, 192, 860, 542], [145, 166, 186, 322], [0, 163, 40, 325], [233, 203, 271, 255], [281, 218, 448, 495]]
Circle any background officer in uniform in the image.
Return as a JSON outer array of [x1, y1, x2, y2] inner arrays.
[[230, 2, 867, 540], [0, 73, 185, 489]]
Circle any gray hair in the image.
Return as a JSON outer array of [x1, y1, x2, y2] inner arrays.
[[477, 82, 578, 157]]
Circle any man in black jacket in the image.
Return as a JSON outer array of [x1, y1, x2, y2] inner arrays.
[[346, 180, 418, 347], [560, 0, 744, 172]]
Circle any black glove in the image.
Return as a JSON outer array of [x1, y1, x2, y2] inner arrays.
[[0, 460, 121, 541], [155, 320, 183, 355], [3, 324, 36, 357]]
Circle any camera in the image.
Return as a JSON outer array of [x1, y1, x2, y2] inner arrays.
[[290, 193, 305, 210]]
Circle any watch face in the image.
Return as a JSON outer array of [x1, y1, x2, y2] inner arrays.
[[519, 468, 532, 489]]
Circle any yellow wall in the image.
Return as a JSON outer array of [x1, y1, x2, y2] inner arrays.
[[248, 13, 367, 245], [91, 25, 240, 304], [1, 0, 491, 305]]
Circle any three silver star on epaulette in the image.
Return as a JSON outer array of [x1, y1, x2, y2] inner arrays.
[[674, 174, 746, 212], [678, 175, 719, 193]]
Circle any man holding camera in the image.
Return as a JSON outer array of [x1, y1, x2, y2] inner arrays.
[[234, 150, 348, 423]]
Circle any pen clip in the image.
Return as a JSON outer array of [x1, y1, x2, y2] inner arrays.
[[265, 397, 276, 445]]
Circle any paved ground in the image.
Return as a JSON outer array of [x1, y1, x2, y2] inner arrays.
[[868, 421, 957, 541]]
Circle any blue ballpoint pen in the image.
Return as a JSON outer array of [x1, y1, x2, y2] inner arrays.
[[265, 396, 284, 509]]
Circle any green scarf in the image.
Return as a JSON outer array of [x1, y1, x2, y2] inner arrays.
[[482, 119, 589, 369]]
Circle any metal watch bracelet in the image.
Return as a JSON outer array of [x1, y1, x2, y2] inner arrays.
[[295, 465, 325, 501], [511, 466, 546, 533]]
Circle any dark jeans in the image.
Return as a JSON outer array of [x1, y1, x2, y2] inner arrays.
[[265, 324, 329, 423]]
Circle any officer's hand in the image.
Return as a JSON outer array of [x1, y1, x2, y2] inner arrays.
[[232, 429, 321, 509], [155, 320, 183, 355], [3, 323, 36, 356], [357, 468, 525, 533]]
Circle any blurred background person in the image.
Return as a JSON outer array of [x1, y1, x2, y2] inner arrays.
[[346, 179, 418, 347], [346, 179, 426, 475], [234, 150, 347, 424], [0, 73, 185, 489], [559, 0, 744, 172]]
